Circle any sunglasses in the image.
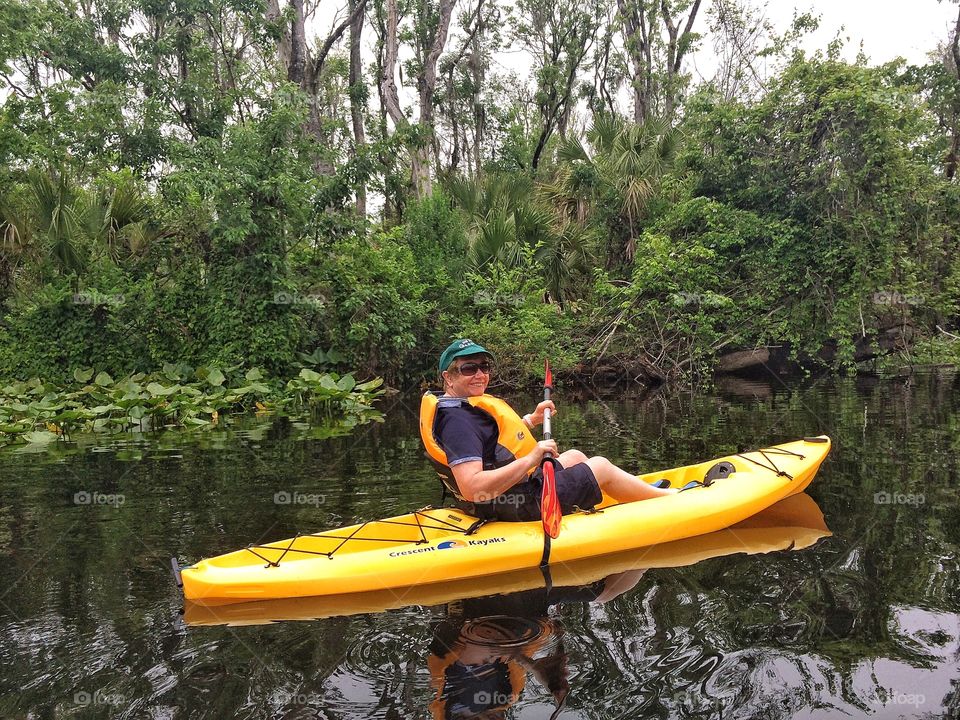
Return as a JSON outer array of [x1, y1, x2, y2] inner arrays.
[[454, 361, 493, 376]]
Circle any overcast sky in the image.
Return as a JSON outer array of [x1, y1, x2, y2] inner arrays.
[[688, 0, 959, 79], [318, 0, 959, 79]]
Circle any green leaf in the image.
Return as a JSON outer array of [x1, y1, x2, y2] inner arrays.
[[52, 409, 85, 421], [245, 367, 264, 381], [128, 405, 146, 420], [146, 382, 181, 397], [337, 375, 356, 391], [73, 368, 94, 383], [206, 368, 226, 387], [95, 371, 114, 387], [299, 368, 322, 382]]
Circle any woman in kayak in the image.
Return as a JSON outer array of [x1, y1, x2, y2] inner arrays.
[[419, 339, 676, 522]]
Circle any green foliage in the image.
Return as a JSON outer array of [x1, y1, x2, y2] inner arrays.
[[545, 114, 685, 270], [306, 226, 430, 379], [679, 57, 958, 368], [448, 173, 594, 303], [457, 249, 577, 384], [589, 198, 803, 373], [156, 90, 318, 374]]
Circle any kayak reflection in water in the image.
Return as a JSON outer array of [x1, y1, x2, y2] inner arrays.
[[428, 569, 647, 719]]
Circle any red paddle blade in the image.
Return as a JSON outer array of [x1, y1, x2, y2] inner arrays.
[[544, 358, 553, 390], [541, 461, 561, 539]]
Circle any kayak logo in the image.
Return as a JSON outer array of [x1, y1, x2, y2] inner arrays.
[[437, 540, 466, 550], [388, 537, 507, 557]]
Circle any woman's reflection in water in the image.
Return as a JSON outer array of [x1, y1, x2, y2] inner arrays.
[[428, 569, 647, 719]]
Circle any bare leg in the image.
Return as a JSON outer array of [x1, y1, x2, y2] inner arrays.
[[586, 456, 677, 501], [557, 449, 588, 468]]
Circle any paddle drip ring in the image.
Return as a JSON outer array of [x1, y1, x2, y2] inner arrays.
[[460, 616, 546, 647]]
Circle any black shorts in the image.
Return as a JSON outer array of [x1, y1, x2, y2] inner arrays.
[[460, 460, 602, 522]]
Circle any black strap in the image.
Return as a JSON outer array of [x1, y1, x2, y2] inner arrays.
[[242, 508, 491, 565], [735, 449, 794, 480]]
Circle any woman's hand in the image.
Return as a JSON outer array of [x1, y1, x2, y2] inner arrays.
[[528, 400, 556, 426], [530, 439, 559, 464]]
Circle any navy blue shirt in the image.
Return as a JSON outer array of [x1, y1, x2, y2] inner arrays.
[[434, 397, 500, 470]]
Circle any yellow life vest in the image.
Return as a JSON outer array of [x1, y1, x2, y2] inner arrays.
[[419, 392, 538, 501]]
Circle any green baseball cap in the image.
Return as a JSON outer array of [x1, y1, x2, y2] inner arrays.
[[438, 338, 493, 372]]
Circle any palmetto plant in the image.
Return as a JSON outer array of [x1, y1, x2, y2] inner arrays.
[[447, 173, 593, 303], [0, 169, 153, 290], [447, 173, 533, 268], [84, 175, 153, 262], [544, 114, 681, 267]]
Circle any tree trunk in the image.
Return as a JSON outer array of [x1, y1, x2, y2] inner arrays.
[[288, 0, 307, 87], [948, 5, 960, 180], [349, 0, 368, 215], [375, 0, 398, 221], [412, 0, 457, 198], [448, 66, 461, 173], [380, 0, 406, 128], [265, 0, 292, 71], [953, 4, 960, 73], [617, 0, 650, 122], [660, 0, 701, 119]]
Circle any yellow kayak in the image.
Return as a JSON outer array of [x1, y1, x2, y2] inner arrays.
[[183, 492, 830, 625], [179, 436, 830, 605]]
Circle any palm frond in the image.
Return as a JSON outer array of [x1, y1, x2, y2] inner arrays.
[[557, 135, 591, 164]]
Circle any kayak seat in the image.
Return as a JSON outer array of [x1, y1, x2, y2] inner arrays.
[[704, 461, 736, 483]]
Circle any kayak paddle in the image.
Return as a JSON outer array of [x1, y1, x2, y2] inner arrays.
[[540, 358, 561, 541]]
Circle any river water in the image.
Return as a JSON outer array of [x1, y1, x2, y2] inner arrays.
[[0, 373, 957, 719]]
